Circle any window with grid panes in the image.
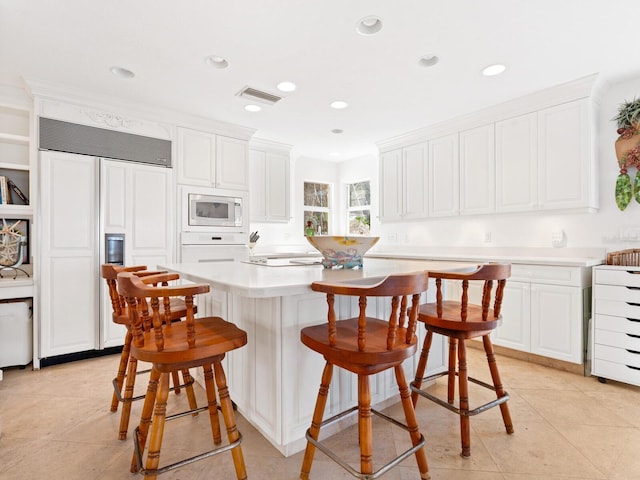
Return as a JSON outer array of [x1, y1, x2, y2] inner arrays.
[[347, 180, 371, 235], [303, 182, 330, 235]]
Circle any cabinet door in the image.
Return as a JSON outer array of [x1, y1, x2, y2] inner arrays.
[[459, 124, 495, 215], [403, 142, 428, 220], [176, 127, 215, 186], [216, 135, 249, 190], [428, 133, 459, 217], [531, 283, 583, 363], [379, 149, 403, 221], [496, 113, 538, 212], [249, 150, 267, 221], [266, 152, 290, 221], [538, 98, 593, 210], [493, 281, 531, 351], [40, 151, 98, 357]]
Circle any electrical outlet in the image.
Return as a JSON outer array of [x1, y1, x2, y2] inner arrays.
[[387, 233, 398, 242], [484, 231, 492, 243], [551, 229, 564, 247], [620, 226, 640, 241]]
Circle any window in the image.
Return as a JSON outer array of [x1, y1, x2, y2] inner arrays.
[[303, 182, 330, 235], [347, 180, 371, 235]]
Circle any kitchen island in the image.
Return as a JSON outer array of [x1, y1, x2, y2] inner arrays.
[[159, 257, 472, 456]]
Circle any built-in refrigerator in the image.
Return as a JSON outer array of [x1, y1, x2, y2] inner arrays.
[[37, 151, 173, 366]]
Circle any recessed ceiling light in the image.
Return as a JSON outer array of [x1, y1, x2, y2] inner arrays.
[[205, 55, 229, 69], [244, 104, 261, 112], [331, 129, 343, 134], [277, 81, 296, 92], [482, 64, 506, 76], [330, 100, 349, 109], [356, 16, 383, 35], [418, 55, 439, 67], [110, 66, 135, 79]]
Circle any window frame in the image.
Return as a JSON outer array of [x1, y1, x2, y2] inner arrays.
[[303, 180, 332, 236], [346, 179, 371, 235]]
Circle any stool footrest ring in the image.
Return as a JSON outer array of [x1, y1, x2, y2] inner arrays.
[[305, 406, 426, 480], [411, 372, 510, 417], [112, 373, 195, 404]]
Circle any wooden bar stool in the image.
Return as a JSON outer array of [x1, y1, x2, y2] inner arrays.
[[410, 263, 514, 457], [102, 264, 197, 440], [117, 271, 248, 480], [300, 272, 431, 480]]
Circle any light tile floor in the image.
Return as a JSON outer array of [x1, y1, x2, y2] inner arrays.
[[1, 348, 639, 480]]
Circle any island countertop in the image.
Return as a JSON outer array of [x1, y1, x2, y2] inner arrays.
[[158, 257, 474, 298]]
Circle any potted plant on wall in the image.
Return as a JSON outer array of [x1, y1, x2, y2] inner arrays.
[[613, 97, 640, 210]]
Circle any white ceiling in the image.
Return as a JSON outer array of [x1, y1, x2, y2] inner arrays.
[[1, 0, 638, 160]]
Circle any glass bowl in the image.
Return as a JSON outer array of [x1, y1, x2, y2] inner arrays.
[[306, 235, 379, 269]]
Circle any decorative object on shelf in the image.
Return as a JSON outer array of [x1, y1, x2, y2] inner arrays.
[[249, 231, 259, 256], [0, 218, 29, 278], [304, 220, 315, 237], [306, 235, 379, 269], [613, 97, 640, 210]]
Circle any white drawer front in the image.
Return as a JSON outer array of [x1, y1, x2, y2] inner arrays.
[[594, 343, 640, 368], [595, 268, 640, 288], [594, 328, 640, 350], [594, 314, 640, 335], [592, 358, 640, 387], [594, 284, 640, 303], [595, 299, 640, 319], [511, 264, 582, 286]]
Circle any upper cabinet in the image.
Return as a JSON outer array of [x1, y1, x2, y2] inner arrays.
[[177, 127, 249, 190], [0, 103, 32, 217], [538, 98, 595, 210], [459, 124, 495, 215], [249, 140, 291, 223], [495, 112, 538, 213], [379, 142, 428, 222], [377, 75, 599, 222]]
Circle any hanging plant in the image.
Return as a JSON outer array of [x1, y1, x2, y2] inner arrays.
[[613, 98, 640, 210]]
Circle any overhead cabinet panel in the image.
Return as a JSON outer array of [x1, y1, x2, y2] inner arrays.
[[428, 133, 459, 217], [459, 124, 495, 215]]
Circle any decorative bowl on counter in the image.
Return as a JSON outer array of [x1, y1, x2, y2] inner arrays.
[[306, 235, 379, 269]]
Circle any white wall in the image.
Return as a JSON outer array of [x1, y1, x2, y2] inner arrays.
[[251, 75, 640, 254]]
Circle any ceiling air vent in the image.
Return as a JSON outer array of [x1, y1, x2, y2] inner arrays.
[[236, 86, 283, 105]]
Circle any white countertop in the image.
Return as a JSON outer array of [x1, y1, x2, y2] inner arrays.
[[159, 258, 474, 298]]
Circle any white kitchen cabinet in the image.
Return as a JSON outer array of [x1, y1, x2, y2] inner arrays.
[[496, 112, 538, 212], [459, 124, 495, 215], [428, 133, 459, 217], [538, 98, 596, 211], [447, 263, 589, 364], [177, 127, 249, 191], [379, 142, 428, 222], [249, 142, 291, 222], [592, 266, 640, 386], [0, 103, 32, 217]]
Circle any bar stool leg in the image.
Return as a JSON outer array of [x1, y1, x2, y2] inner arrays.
[[447, 338, 457, 404], [358, 374, 373, 476], [131, 367, 161, 473], [483, 335, 514, 434], [300, 362, 334, 480], [214, 361, 247, 480], [119, 354, 138, 440], [457, 339, 471, 457], [111, 330, 132, 412], [411, 330, 433, 406], [171, 371, 181, 394], [395, 365, 430, 479], [181, 368, 199, 416], [203, 364, 222, 444], [143, 372, 170, 480]]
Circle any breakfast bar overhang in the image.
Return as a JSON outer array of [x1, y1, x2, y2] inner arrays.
[[159, 258, 472, 456]]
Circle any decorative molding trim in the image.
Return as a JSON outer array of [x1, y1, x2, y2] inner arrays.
[[79, 108, 140, 131], [249, 137, 293, 154]]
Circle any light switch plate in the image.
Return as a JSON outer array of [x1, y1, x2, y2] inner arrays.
[[551, 229, 564, 247]]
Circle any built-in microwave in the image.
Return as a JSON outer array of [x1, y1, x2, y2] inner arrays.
[[182, 187, 247, 232]]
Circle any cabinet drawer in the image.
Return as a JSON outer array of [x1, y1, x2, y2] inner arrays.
[[510, 264, 582, 286], [595, 268, 640, 288], [595, 328, 640, 350], [594, 344, 640, 368], [594, 314, 640, 336], [592, 358, 640, 386], [595, 298, 640, 319], [594, 283, 640, 302]]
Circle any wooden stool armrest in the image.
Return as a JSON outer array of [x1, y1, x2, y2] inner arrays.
[[139, 272, 180, 285], [428, 264, 510, 281], [135, 270, 168, 278]]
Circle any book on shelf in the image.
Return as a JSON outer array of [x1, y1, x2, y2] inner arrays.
[[0, 176, 29, 205]]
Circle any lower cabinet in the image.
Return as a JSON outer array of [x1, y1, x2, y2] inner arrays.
[[448, 263, 590, 364], [592, 266, 640, 386]]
